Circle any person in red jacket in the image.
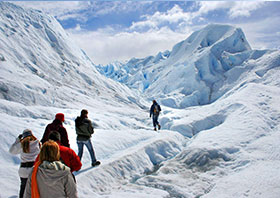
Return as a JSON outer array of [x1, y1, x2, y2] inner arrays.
[[36, 131, 82, 172], [41, 113, 70, 147]]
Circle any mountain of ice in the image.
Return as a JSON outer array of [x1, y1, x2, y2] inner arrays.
[[1, 2, 280, 198], [97, 24, 272, 109]]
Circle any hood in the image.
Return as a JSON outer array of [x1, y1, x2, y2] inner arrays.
[[75, 116, 84, 127], [37, 161, 70, 186]]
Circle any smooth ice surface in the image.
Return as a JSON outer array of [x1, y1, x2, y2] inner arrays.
[[1, 2, 280, 198]]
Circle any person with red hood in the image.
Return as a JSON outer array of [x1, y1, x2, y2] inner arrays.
[[35, 131, 82, 173], [41, 113, 70, 147]]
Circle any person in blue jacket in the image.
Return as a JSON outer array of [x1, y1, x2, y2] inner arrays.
[[150, 100, 161, 131]]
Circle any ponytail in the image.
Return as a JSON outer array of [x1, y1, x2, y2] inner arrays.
[[21, 135, 36, 153]]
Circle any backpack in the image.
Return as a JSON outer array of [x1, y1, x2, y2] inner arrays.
[[154, 104, 160, 114]]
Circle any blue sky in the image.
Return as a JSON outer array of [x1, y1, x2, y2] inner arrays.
[[14, 1, 280, 65]]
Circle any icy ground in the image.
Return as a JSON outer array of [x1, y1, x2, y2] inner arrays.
[[2, 51, 280, 198], [0, 2, 280, 198]]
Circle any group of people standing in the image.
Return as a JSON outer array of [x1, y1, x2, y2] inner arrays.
[[9, 100, 162, 198], [9, 109, 100, 198]]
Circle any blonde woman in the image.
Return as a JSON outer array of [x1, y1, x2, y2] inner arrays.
[[24, 140, 77, 198], [9, 129, 41, 198]]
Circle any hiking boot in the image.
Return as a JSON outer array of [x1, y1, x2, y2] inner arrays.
[[158, 124, 161, 130], [92, 161, 101, 167], [154, 127, 157, 131]]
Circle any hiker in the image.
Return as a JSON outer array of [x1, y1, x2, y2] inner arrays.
[[23, 140, 77, 198], [41, 113, 70, 147], [75, 109, 100, 167], [9, 129, 41, 198], [35, 131, 82, 172], [150, 100, 161, 131]]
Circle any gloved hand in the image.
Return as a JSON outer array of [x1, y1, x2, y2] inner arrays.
[[18, 134, 23, 140]]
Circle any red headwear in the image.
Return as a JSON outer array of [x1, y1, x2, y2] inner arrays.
[[55, 113, 65, 122]]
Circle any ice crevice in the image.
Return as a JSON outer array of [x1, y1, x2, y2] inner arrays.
[[162, 112, 227, 138], [76, 131, 186, 195]]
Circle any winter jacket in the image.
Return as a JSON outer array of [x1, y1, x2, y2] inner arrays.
[[150, 102, 161, 117], [9, 138, 40, 178], [35, 143, 82, 172], [23, 161, 77, 198], [41, 119, 70, 147], [75, 116, 94, 141]]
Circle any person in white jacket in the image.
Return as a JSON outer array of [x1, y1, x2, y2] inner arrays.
[[9, 129, 41, 198]]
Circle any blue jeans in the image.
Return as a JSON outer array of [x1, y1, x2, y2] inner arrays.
[[77, 139, 97, 163], [152, 114, 159, 127]]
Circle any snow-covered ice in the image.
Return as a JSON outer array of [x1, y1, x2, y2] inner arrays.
[[1, 2, 280, 198]]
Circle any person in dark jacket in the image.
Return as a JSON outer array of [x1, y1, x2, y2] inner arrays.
[[150, 100, 161, 131], [75, 109, 100, 167], [35, 131, 82, 172], [41, 113, 70, 147]]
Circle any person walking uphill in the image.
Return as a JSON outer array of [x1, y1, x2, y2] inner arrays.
[[9, 129, 41, 198], [23, 140, 77, 198], [75, 109, 100, 167], [41, 113, 70, 147], [150, 100, 161, 131]]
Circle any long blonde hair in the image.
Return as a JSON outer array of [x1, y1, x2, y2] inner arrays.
[[21, 135, 37, 153], [39, 140, 60, 163]]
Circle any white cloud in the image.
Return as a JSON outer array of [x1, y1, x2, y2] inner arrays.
[[236, 16, 280, 50], [69, 26, 190, 65], [152, 5, 192, 24], [130, 19, 158, 31], [196, 1, 265, 19], [64, 4, 197, 65], [196, 1, 233, 15], [130, 5, 193, 32], [229, 2, 265, 18]]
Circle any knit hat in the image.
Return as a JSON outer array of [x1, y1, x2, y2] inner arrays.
[[22, 129, 33, 139], [55, 113, 65, 122]]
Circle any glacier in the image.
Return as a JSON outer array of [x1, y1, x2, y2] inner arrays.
[[1, 2, 280, 198], [97, 24, 276, 111]]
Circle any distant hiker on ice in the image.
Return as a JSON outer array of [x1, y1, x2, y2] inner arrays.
[[9, 129, 41, 198], [150, 100, 161, 131], [24, 140, 77, 198], [75, 109, 100, 167], [41, 113, 70, 147]]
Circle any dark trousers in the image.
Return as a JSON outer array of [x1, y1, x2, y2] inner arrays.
[[20, 177, 28, 198], [152, 114, 159, 127]]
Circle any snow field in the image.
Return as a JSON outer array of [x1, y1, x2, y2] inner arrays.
[[1, 2, 280, 197]]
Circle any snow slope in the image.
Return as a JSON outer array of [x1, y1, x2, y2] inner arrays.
[[1, 2, 280, 198], [0, 2, 144, 109]]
